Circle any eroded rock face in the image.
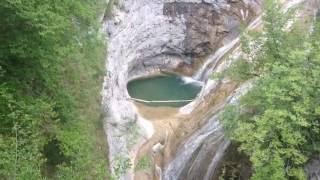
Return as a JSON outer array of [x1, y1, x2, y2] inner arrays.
[[102, 0, 320, 179], [164, 2, 223, 57], [102, 0, 261, 179], [306, 156, 320, 180], [106, 0, 262, 79], [163, 1, 260, 58]]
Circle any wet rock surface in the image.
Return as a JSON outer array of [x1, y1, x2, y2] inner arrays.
[[163, 2, 224, 57], [106, 0, 262, 79], [102, 0, 261, 179], [163, 1, 258, 58], [102, 0, 320, 179], [306, 156, 320, 180]]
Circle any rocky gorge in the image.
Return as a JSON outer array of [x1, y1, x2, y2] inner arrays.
[[101, 0, 319, 179]]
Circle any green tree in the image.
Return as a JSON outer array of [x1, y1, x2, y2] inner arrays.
[[0, 0, 109, 179], [221, 0, 320, 179]]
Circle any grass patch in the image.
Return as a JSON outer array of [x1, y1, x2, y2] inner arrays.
[[135, 155, 152, 171]]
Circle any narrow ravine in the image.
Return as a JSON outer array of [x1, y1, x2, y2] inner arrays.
[[102, 0, 318, 179]]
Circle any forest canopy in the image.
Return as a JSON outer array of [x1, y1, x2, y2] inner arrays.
[[0, 0, 108, 179], [221, 0, 320, 179]]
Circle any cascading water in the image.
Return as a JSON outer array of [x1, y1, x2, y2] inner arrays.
[[163, 82, 252, 180], [102, 0, 316, 179], [163, 118, 226, 180], [181, 76, 204, 86], [192, 38, 239, 81], [192, 13, 264, 82], [192, 0, 306, 82], [163, 1, 313, 180]]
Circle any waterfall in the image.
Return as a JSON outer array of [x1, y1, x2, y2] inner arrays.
[[164, 1, 308, 179], [192, 38, 240, 81], [181, 76, 204, 86], [163, 117, 224, 180], [102, 0, 311, 179], [192, 14, 264, 82], [203, 140, 231, 180], [192, 0, 303, 82], [163, 82, 252, 180]]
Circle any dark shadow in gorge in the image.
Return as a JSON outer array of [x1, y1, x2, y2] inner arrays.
[[213, 143, 252, 180]]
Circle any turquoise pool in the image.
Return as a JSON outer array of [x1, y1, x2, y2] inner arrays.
[[127, 74, 202, 107]]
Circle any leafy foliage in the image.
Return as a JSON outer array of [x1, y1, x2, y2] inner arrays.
[[135, 155, 152, 171], [112, 155, 132, 180], [126, 121, 141, 149], [0, 0, 109, 179], [221, 0, 320, 179]]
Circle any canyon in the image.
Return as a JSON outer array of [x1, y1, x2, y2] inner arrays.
[[102, 0, 319, 179]]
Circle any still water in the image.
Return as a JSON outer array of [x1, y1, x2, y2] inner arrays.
[[127, 74, 202, 107]]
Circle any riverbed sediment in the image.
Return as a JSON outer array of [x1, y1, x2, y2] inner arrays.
[[101, 0, 317, 179]]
